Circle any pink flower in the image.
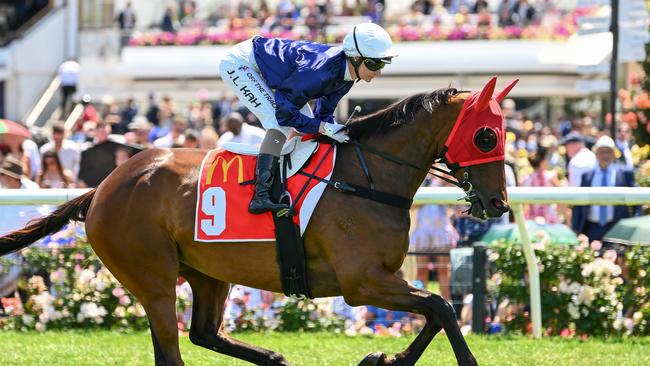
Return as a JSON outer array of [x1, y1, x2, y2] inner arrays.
[[119, 295, 131, 306], [590, 240, 602, 251], [559, 328, 573, 338], [112, 287, 125, 298]]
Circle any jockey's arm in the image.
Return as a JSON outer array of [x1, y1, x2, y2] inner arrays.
[[274, 76, 323, 134], [313, 83, 353, 125]]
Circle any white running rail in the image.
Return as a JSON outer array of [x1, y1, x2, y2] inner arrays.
[[1, 186, 649, 339]]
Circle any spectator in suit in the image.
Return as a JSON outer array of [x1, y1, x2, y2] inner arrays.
[[615, 121, 634, 171], [511, 0, 535, 26], [472, 0, 489, 13], [145, 92, 161, 126], [161, 5, 177, 33], [572, 136, 641, 242], [116, 2, 136, 30], [115, 97, 138, 134], [116, 2, 136, 48]]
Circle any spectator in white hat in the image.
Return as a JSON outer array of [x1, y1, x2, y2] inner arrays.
[[571, 135, 641, 241], [0, 157, 39, 189]]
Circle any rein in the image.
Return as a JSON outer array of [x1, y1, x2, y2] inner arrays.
[[284, 138, 479, 216], [280, 97, 485, 215], [348, 140, 480, 211]]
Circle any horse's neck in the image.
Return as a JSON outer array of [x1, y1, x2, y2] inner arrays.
[[342, 111, 451, 201]]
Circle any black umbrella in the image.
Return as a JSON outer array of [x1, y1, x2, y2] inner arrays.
[[79, 141, 143, 187]]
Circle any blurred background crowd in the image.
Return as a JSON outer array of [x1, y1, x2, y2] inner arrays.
[[121, 0, 580, 46], [1, 0, 649, 336]]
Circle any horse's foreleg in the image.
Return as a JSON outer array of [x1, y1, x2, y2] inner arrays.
[[183, 268, 291, 366], [346, 269, 477, 366]]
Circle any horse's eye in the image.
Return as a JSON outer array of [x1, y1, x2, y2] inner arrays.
[[474, 128, 497, 153]]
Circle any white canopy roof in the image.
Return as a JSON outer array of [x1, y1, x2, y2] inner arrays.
[[78, 33, 615, 99], [118, 33, 613, 78]]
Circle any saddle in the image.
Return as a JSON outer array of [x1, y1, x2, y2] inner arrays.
[[196, 136, 334, 299], [222, 136, 319, 180]]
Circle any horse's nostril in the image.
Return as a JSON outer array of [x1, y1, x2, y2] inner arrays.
[[491, 198, 509, 212]]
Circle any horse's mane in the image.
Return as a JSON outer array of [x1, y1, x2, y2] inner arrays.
[[347, 87, 463, 139]]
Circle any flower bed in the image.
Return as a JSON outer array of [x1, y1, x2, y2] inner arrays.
[[127, 21, 577, 47], [0, 228, 349, 334], [0, 229, 149, 331], [2, 226, 648, 337], [126, 6, 596, 48], [489, 241, 650, 337]]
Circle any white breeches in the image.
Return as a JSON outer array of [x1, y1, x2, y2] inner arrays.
[[218, 38, 314, 138]]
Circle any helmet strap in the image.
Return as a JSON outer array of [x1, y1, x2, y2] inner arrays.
[[350, 57, 363, 83], [351, 26, 364, 83]]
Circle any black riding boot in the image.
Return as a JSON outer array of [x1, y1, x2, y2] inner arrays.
[[248, 153, 289, 214]]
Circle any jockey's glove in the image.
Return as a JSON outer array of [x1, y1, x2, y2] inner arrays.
[[320, 122, 350, 143]]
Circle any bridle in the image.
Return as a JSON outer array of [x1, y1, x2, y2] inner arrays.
[[347, 140, 481, 214], [291, 78, 515, 217], [288, 134, 480, 216]]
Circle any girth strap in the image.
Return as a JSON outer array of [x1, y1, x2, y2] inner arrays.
[[271, 157, 312, 298]]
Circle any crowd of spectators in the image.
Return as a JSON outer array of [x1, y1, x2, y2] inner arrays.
[[2, 90, 647, 242], [3, 88, 645, 334], [123, 0, 594, 47], [0, 89, 267, 190]]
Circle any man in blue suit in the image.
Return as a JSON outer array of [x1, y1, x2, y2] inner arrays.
[[572, 135, 641, 241]]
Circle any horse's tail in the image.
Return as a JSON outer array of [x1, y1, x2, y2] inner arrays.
[[0, 189, 96, 256]]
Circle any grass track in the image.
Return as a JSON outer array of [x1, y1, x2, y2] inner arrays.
[[0, 331, 648, 365]]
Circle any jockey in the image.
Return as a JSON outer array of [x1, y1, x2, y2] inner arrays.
[[219, 22, 398, 214]]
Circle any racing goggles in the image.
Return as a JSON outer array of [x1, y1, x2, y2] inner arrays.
[[363, 57, 388, 71]]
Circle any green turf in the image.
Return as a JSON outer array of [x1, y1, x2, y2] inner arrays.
[[0, 331, 648, 365]]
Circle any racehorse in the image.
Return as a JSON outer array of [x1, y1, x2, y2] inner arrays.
[[1, 77, 516, 366]]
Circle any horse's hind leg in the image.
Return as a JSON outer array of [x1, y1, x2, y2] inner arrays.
[[87, 229, 183, 365], [182, 268, 291, 366]]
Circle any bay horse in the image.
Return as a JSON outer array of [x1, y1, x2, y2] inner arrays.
[[1, 77, 516, 366]]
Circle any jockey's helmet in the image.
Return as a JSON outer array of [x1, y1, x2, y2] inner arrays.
[[343, 22, 398, 62]]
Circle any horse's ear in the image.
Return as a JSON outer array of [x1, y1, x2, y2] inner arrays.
[[495, 79, 519, 103], [475, 76, 497, 112]]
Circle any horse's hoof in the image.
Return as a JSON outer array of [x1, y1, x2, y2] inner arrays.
[[269, 352, 291, 366], [358, 352, 387, 366]]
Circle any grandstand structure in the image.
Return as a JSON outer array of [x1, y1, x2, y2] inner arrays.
[[0, 0, 621, 126]]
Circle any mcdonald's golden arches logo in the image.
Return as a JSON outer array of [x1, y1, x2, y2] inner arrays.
[[206, 155, 244, 184]]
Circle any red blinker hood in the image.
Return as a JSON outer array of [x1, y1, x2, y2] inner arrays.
[[442, 77, 519, 169]]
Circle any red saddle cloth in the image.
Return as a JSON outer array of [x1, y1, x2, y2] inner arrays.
[[194, 142, 336, 242]]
